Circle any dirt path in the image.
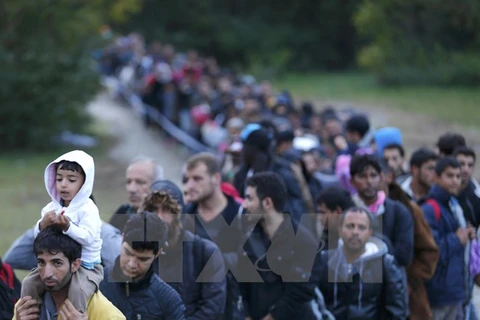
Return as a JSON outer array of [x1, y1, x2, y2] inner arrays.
[[87, 93, 186, 186]]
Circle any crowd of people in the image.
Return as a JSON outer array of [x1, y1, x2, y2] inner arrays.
[[1, 32, 480, 320]]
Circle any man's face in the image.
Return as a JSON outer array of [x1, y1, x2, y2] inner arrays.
[[317, 203, 341, 231], [119, 242, 157, 279], [126, 161, 155, 209], [37, 251, 80, 292], [56, 168, 85, 206], [436, 166, 461, 196], [325, 119, 342, 138], [345, 130, 358, 144], [339, 211, 372, 253], [456, 154, 475, 185], [383, 148, 404, 176], [351, 166, 382, 201], [413, 160, 436, 189], [184, 163, 216, 203], [302, 153, 318, 174], [242, 186, 264, 215]]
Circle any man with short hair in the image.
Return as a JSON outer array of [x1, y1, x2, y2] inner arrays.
[[350, 154, 414, 267], [109, 155, 164, 231], [380, 159, 439, 320], [239, 172, 321, 320], [182, 152, 244, 319], [400, 148, 438, 204], [233, 124, 307, 222], [100, 212, 185, 320], [421, 156, 475, 319], [143, 180, 227, 319], [13, 225, 125, 319], [317, 207, 407, 319], [454, 146, 480, 228], [436, 132, 466, 156], [344, 114, 372, 155], [314, 187, 355, 249], [383, 143, 406, 178]]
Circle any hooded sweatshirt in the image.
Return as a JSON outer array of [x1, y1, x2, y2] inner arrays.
[[33, 150, 102, 265], [318, 236, 407, 319]]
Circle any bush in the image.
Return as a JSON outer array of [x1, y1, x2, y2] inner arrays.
[[115, 0, 360, 72], [0, 0, 140, 151], [355, 0, 480, 86]]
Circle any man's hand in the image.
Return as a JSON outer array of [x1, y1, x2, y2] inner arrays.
[[456, 227, 470, 245], [39, 210, 57, 231], [467, 223, 476, 240], [57, 214, 71, 232], [59, 300, 88, 320], [15, 296, 40, 320], [261, 314, 274, 320]]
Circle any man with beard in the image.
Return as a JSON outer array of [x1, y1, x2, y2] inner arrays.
[[13, 225, 125, 319], [454, 146, 480, 228], [400, 148, 438, 204], [317, 207, 407, 319], [182, 152, 245, 319], [142, 180, 227, 319], [239, 172, 321, 320], [350, 154, 414, 267], [100, 212, 185, 320]]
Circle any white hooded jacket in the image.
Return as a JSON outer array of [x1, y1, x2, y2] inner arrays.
[[34, 150, 102, 264]]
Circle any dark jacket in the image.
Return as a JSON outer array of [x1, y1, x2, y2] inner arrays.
[[100, 257, 186, 320], [388, 182, 439, 320], [318, 237, 407, 320], [184, 194, 244, 320], [353, 196, 414, 267], [421, 184, 467, 307], [108, 204, 136, 232], [238, 216, 321, 320], [153, 230, 227, 320], [233, 157, 307, 222], [457, 179, 480, 228]]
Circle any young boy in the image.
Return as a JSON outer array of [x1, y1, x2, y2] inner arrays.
[[21, 150, 103, 313], [422, 156, 476, 319]]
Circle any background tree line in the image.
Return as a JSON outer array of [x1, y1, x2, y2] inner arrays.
[[1, 0, 479, 150]]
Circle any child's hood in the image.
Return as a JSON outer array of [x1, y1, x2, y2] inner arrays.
[[44, 150, 95, 210]]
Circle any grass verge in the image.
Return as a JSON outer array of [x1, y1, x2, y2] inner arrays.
[[274, 72, 480, 128]]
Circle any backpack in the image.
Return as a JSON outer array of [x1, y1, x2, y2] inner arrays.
[[425, 199, 442, 222], [0, 261, 18, 320]]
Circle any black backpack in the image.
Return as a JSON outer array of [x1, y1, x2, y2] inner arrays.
[[0, 260, 19, 320]]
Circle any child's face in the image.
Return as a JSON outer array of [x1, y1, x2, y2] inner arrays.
[[436, 166, 461, 196], [56, 168, 85, 206]]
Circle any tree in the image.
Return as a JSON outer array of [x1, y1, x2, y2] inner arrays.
[[355, 0, 480, 85], [0, 0, 141, 150]]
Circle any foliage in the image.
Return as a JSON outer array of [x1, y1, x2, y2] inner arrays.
[[115, 0, 360, 74], [0, 0, 141, 151], [354, 0, 480, 85]]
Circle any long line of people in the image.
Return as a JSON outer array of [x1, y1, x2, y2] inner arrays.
[[2, 33, 480, 320]]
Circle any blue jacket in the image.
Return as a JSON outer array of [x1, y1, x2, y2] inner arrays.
[[421, 184, 466, 307]]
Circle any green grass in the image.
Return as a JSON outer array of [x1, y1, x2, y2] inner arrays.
[[274, 72, 480, 128]]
